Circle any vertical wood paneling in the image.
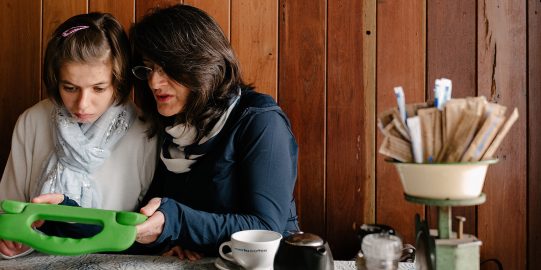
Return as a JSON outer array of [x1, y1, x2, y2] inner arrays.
[[327, 0, 374, 259], [0, 0, 537, 264], [42, 0, 87, 99], [376, 0, 426, 246], [135, 0, 181, 20], [529, 1, 541, 269], [231, 0, 277, 98], [0, 0, 41, 170], [278, 0, 326, 238], [477, 1, 527, 269], [426, 0, 477, 236], [362, 0, 376, 227], [184, 0, 230, 39], [90, 0, 134, 31], [427, 0, 477, 99]]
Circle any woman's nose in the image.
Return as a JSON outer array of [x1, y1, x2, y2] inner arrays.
[[148, 69, 168, 89]]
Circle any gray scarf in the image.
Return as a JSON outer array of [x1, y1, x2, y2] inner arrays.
[[37, 103, 136, 208], [161, 93, 240, 173]]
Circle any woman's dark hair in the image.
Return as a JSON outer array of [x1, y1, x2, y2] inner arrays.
[[43, 12, 132, 105], [130, 4, 250, 140]]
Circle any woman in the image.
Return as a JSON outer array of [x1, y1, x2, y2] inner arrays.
[[130, 4, 300, 259], [0, 12, 157, 258]]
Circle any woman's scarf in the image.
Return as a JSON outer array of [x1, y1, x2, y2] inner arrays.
[[161, 94, 240, 173], [36, 102, 136, 208]]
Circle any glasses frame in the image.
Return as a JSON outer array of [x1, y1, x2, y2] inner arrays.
[[132, 66, 155, 80]]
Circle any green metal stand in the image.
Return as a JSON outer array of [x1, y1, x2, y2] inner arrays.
[[405, 193, 486, 270], [405, 193, 486, 239]]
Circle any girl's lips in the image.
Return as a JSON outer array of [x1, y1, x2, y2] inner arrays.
[[74, 113, 94, 121]]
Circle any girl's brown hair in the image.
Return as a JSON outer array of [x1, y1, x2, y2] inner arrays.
[[43, 12, 131, 105]]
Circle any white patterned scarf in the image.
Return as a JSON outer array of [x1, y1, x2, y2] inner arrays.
[[161, 93, 240, 173], [36, 102, 136, 208]]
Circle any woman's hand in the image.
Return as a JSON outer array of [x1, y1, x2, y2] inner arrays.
[[162, 245, 204, 261], [0, 240, 30, 257], [135, 197, 165, 244]]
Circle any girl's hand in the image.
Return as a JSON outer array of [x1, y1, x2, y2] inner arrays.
[[162, 245, 204, 261], [31, 193, 65, 204], [0, 239, 30, 258], [135, 197, 165, 244], [30, 193, 65, 228]]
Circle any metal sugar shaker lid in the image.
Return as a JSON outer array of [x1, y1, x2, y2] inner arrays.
[[285, 232, 325, 247]]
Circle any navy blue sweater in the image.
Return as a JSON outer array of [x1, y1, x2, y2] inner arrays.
[[142, 89, 300, 255]]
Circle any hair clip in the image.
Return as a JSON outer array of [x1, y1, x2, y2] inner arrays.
[[61, 25, 90, 37]]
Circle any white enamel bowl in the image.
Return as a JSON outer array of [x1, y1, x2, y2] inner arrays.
[[389, 159, 498, 200]]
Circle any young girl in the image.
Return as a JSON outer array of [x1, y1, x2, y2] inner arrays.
[[0, 12, 157, 258]]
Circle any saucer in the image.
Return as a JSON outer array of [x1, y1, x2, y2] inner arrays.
[[214, 257, 244, 270]]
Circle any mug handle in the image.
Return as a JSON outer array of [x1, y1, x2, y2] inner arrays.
[[219, 241, 235, 262]]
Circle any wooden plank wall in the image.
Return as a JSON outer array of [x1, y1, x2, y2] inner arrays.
[[0, 0, 41, 176], [529, 1, 541, 269], [478, 1, 527, 270], [426, 0, 477, 237], [0, 0, 538, 268], [376, 0, 426, 247], [278, 0, 327, 240], [326, 0, 373, 258]]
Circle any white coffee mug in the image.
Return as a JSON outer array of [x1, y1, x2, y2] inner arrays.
[[219, 230, 282, 270]]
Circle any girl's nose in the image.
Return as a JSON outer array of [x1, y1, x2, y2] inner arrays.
[[77, 89, 90, 109]]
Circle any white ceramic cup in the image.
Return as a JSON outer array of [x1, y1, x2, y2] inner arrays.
[[219, 230, 282, 270]]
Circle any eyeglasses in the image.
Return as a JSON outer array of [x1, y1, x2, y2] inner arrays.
[[132, 65, 165, 80]]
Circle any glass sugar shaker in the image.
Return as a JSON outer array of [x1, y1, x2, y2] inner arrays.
[[357, 233, 402, 270]]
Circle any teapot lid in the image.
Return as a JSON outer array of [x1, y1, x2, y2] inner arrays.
[[285, 232, 325, 247]]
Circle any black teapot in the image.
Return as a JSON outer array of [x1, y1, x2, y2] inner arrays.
[[274, 232, 334, 270]]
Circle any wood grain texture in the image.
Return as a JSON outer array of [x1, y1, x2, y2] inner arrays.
[[529, 1, 541, 269], [0, 0, 42, 170], [231, 0, 277, 98], [362, 0, 376, 226], [427, 0, 477, 99], [0, 0, 536, 265], [477, 1, 527, 269], [135, 0, 181, 20], [376, 0, 426, 246], [278, 0, 326, 239], [184, 0, 230, 39], [90, 0, 135, 31], [326, 0, 374, 259], [426, 0, 477, 236]]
